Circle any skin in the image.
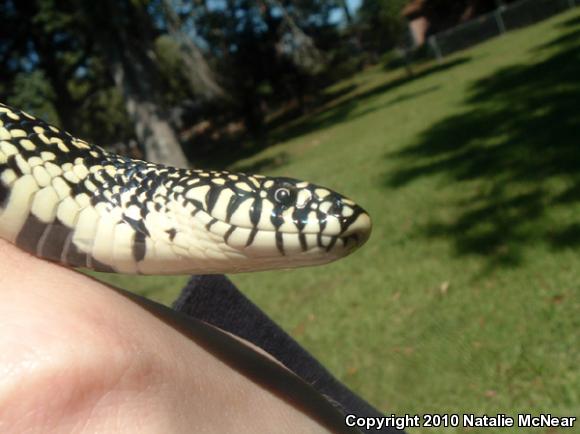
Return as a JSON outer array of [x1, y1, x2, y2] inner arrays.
[[0, 238, 359, 434]]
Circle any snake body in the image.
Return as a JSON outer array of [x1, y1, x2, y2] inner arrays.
[[0, 102, 371, 275]]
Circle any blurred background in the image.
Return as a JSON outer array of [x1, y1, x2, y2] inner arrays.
[[2, 0, 578, 431]]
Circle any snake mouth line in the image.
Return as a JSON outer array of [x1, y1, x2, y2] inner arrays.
[[198, 210, 371, 257]]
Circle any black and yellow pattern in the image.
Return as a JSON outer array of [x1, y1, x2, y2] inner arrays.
[[0, 102, 371, 274]]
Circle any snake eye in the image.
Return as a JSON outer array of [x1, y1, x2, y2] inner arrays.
[[274, 187, 295, 206]]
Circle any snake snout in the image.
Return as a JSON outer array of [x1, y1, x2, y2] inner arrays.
[[340, 209, 372, 248]]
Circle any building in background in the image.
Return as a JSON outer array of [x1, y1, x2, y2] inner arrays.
[[402, 0, 515, 46]]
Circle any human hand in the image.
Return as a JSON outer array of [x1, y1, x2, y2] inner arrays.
[[0, 239, 356, 434]]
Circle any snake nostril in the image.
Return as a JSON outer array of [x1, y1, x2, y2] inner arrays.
[[341, 212, 372, 246]]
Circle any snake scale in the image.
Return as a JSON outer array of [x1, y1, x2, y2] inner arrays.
[[0, 102, 371, 275]]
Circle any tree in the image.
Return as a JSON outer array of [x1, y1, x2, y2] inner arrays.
[[160, 0, 225, 100], [0, 0, 135, 149], [78, 0, 189, 168], [338, 0, 353, 25], [268, 0, 326, 75], [3, 0, 90, 128], [1, 0, 386, 165], [357, 0, 408, 55]]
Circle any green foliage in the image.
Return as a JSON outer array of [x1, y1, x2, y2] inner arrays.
[[357, 0, 409, 53], [154, 34, 195, 105], [74, 88, 135, 147], [7, 70, 59, 125], [0, 0, 132, 145], [32, 0, 75, 34]]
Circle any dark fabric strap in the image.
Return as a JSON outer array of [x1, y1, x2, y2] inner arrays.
[[173, 274, 405, 434]]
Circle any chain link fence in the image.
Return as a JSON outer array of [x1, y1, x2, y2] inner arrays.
[[428, 0, 578, 60]]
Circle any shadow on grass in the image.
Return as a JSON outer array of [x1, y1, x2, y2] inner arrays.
[[562, 14, 580, 28], [183, 84, 359, 171], [269, 57, 470, 147], [385, 15, 580, 269], [199, 56, 470, 172]]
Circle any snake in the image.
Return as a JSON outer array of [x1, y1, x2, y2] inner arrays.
[[0, 102, 371, 275]]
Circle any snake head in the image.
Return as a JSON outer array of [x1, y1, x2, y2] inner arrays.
[[261, 176, 372, 255], [177, 171, 372, 273]]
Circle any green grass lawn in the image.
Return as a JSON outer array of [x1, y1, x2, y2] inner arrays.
[[95, 9, 580, 432]]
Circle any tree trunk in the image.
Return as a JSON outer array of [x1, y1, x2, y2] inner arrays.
[[268, 0, 326, 74], [13, 0, 79, 130], [80, 0, 189, 168], [338, 0, 353, 25], [112, 62, 189, 167], [162, 0, 225, 101]]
